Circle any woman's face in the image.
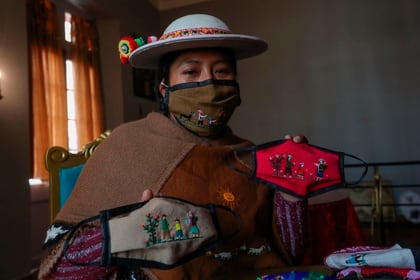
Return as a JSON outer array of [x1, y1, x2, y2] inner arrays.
[[159, 49, 236, 96]]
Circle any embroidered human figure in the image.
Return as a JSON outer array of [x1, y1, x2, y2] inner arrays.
[[296, 162, 306, 180], [197, 109, 208, 125], [315, 158, 328, 180], [283, 154, 293, 177], [186, 210, 200, 238], [174, 218, 184, 240], [345, 254, 367, 266], [160, 214, 171, 241], [269, 154, 282, 176]]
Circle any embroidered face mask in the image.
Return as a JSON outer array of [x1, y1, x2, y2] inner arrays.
[[61, 196, 240, 269], [163, 79, 241, 137], [232, 139, 368, 198]]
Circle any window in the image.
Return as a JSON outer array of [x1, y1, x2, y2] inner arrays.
[[66, 59, 78, 152], [28, 0, 104, 180], [64, 12, 78, 153], [61, 10, 104, 154]]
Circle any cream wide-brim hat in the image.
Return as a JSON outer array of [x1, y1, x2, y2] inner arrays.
[[128, 14, 268, 69]]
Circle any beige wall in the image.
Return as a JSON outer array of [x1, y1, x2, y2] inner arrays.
[[1, 0, 419, 278], [97, 0, 161, 128]]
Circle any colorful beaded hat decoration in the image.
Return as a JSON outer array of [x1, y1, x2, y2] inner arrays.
[[118, 14, 268, 69]]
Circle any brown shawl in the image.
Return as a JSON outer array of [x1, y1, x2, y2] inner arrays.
[[56, 112, 252, 223]]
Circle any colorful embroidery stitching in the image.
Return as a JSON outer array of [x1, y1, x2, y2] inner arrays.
[[160, 27, 231, 40], [209, 243, 270, 261], [177, 108, 227, 130], [345, 253, 367, 266], [268, 153, 329, 182], [216, 187, 239, 209], [141, 210, 201, 247]]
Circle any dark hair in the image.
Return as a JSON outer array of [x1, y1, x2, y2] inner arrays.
[[156, 48, 237, 115]]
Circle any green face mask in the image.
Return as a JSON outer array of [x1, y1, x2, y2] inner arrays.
[[164, 79, 241, 138]]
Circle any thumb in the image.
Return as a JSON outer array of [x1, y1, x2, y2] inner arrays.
[[139, 189, 154, 202]]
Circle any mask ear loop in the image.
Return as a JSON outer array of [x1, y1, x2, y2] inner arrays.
[[344, 153, 369, 185], [160, 86, 171, 115], [61, 214, 102, 267]]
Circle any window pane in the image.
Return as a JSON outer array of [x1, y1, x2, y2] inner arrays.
[[64, 12, 72, 42], [68, 119, 78, 153], [65, 60, 74, 90], [67, 90, 75, 119]]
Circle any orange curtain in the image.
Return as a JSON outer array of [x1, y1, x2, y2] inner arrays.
[[70, 15, 104, 148], [27, 0, 67, 179]]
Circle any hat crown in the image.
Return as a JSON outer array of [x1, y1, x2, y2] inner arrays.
[[162, 14, 231, 36]]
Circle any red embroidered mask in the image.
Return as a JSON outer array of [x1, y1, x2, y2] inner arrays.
[[233, 139, 367, 198]]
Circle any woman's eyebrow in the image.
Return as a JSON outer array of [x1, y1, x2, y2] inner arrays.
[[174, 57, 231, 68], [177, 58, 201, 66]]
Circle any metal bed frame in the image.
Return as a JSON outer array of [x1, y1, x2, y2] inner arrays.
[[346, 160, 420, 245]]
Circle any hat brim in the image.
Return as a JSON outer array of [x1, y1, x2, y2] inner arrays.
[[129, 34, 268, 69]]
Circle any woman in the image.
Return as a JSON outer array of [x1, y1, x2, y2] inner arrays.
[[39, 14, 364, 279]]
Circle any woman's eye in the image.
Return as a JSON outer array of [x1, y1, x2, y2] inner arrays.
[[215, 68, 233, 77], [182, 69, 198, 76], [216, 69, 230, 74]]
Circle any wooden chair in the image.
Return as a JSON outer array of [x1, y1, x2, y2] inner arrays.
[[45, 130, 111, 223]]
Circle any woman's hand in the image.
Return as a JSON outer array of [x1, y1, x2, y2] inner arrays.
[[284, 134, 308, 144]]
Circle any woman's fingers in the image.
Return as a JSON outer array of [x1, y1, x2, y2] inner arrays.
[[284, 134, 308, 144], [139, 189, 154, 202]]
